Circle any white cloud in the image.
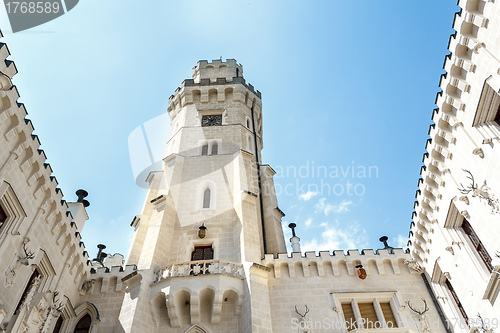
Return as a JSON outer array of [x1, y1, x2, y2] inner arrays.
[[393, 234, 408, 249], [304, 218, 313, 228], [314, 198, 352, 216], [301, 220, 368, 252], [299, 191, 318, 201]]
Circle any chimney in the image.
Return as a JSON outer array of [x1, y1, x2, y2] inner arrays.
[[288, 223, 301, 252], [67, 189, 90, 231]]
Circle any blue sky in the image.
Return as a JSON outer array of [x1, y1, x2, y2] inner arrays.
[[0, 0, 459, 259]]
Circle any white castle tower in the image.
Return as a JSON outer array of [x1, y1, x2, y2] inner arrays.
[[120, 59, 287, 331]]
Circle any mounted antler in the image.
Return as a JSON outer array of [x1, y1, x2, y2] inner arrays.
[[23, 242, 35, 260], [295, 305, 309, 320], [458, 169, 476, 194], [406, 298, 429, 316], [51, 291, 64, 315]]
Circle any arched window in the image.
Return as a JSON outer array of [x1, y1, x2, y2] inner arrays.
[[53, 316, 63, 333], [203, 188, 211, 208], [201, 144, 208, 156], [211, 142, 218, 155], [74, 314, 92, 333]]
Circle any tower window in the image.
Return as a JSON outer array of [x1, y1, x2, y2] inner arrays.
[[201, 144, 208, 156], [462, 218, 492, 272], [203, 188, 211, 208], [191, 246, 214, 261], [211, 143, 218, 155], [246, 119, 251, 129], [74, 314, 92, 333]]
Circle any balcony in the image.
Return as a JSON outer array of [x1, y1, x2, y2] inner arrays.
[[154, 259, 244, 283]]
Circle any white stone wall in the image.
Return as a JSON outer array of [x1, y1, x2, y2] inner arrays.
[[410, 0, 500, 330]]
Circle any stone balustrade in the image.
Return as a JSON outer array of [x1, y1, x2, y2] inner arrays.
[[154, 260, 244, 283]]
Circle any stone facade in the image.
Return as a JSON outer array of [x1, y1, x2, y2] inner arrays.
[[0, 0, 497, 331], [409, 0, 500, 331]]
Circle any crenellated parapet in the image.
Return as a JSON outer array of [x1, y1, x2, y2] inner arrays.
[[80, 264, 137, 295], [409, 0, 497, 265], [167, 59, 261, 117], [0, 30, 91, 298], [263, 248, 416, 279]]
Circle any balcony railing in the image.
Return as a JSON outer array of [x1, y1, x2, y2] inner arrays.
[[154, 260, 244, 283]]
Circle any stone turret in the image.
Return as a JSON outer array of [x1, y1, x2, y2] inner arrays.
[[192, 59, 243, 83]]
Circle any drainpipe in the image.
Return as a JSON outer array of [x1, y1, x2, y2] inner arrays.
[[421, 273, 452, 333], [250, 100, 267, 255]]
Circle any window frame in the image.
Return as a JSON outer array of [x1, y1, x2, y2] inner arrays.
[[0, 181, 26, 241], [473, 81, 500, 142], [333, 292, 404, 332]]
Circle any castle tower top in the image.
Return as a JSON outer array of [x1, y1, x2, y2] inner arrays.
[[192, 58, 243, 83]]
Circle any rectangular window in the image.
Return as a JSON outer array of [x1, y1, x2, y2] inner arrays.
[[341, 303, 357, 331], [380, 302, 398, 328], [191, 246, 214, 261], [338, 295, 399, 330], [462, 218, 493, 272], [445, 279, 468, 322], [358, 302, 378, 329]]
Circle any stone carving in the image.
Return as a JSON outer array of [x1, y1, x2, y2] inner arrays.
[[458, 170, 499, 214], [80, 279, 96, 295], [404, 259, 425, 273], [19, 275, 41, 311]]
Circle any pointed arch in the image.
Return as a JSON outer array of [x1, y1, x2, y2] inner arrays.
[[184, 324, 211, 333], [71, 302, 100, 333]]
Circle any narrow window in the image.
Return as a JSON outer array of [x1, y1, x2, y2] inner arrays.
[[203, 188, 210, 208], [495, 104, 500, 126], [201, 144, 208, 156], [236, 68, 239, 77], [53, 316, 63, 333], [191, 246, 214, 261], [211, 143, 218, 155], [341, 303, 357, 331], [0, 204, 7, 231], [445, 279, 468, 323], [358, 302, 378, 329], [15, 269, 41, 315], [379, 302, 397, 328], [462, 218, 492, 272], [246, 119, 251, 129], [74, 314, 92, 333]]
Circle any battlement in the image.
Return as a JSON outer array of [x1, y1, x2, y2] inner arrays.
[[0, 30, 92, 289], [167, 76, 262, 113], [262, 248, 415, 279], [193, 58, 243, 83]]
